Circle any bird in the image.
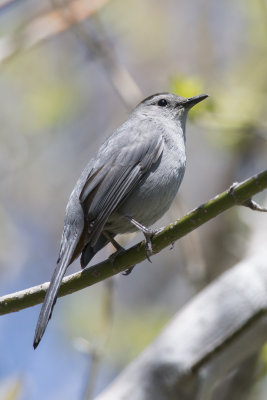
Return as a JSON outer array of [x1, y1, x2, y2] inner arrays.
[[33, 92, 208, 349]]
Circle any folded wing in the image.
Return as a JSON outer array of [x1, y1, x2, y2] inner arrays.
[[80, 133, 164, 246]]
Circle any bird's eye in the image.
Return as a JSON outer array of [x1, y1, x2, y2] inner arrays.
[[157, 99, 168, 107]]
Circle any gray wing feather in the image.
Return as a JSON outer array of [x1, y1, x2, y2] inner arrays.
[[79, 133, 164, 246]]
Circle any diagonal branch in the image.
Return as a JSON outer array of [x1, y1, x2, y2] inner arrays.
[[0, 169, 267, 316], [0, 0, 142, 107], [0, 0, 110, 65], [95, 252, 267, 400]]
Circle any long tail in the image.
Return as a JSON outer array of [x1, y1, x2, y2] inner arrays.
[[33, 243, 75, 349]]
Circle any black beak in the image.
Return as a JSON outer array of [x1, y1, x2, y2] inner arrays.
[[183, 94, 209, 109]]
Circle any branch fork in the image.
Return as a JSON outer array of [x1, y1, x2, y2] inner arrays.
[[229, 182, 267, 212]]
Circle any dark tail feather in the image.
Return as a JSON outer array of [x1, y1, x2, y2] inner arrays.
[[33, 245, 73, 349], [80, 232, 114, 269]]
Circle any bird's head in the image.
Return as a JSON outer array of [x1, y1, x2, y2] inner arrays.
[[135, 92, 208, 123]]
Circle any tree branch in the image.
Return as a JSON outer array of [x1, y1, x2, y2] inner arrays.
[[0, 169, 266, 316], [95, 251, 267, 400], [0, 0, 110, 66]]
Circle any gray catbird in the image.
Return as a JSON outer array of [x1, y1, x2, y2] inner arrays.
[[33, 92, 208, 348]]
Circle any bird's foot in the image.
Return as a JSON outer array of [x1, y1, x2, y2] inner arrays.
[[109, 246, 124, 263], [109, 248, 136, 276], [122, 266, 135, 276], [125, 216, 157, 262], [170, 242, 175, 250]]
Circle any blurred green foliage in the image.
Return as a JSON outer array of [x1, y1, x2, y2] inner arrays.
[[108, 307, 169, 363], [65, 285, 170, 365], [170, 75, 211, 120], [2, 51, 77, 134]]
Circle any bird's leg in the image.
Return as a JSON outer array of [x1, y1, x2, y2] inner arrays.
[[103, 231, 135, 276], [125, 216, 157, 263], [104, 231, 124, 253]]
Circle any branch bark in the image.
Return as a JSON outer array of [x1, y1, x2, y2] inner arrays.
[[0, 169, 266, 316]]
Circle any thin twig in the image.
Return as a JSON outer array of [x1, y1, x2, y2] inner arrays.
[[242, 199, 267, 212], [0, 0, 110, 66]]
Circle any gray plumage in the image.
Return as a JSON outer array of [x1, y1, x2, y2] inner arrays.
[[33, 92, 208, 348]]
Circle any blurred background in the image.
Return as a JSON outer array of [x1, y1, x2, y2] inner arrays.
[[0, 0, 266, 399]]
